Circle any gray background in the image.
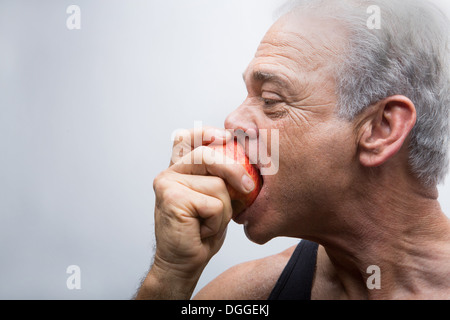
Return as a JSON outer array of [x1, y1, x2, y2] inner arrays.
[[0, 0, 449, 299]]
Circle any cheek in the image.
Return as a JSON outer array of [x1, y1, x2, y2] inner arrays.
[[312, 122, 357, 171], [276, 119, 356, 194]]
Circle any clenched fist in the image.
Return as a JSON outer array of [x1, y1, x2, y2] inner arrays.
[[135, 127, 259, 299]]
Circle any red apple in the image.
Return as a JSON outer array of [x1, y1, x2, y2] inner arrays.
[[209, 139, 263, 215]]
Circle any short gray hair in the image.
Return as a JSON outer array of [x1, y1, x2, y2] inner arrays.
[[277, 0, 450, 186]]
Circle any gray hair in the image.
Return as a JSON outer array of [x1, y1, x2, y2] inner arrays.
[[277, 0, 450, 186]]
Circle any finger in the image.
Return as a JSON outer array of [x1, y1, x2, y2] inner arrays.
[[197, 195, 228, 240], [175, 174, 229, 200], [170, 146, 255, 195], [174, 174, 233, 227], [155, 179, 229, 239], [170, 127, 232, 166], [180, 187, 230, 239]]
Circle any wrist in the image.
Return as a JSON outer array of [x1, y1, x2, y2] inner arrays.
[[135, 258, 202, 300]]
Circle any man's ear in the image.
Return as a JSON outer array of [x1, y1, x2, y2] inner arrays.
[[358, 95, 417, 168]]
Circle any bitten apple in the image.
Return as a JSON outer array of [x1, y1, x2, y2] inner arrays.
[[209, 139, 263, 215]]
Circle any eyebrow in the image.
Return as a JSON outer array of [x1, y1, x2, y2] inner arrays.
[[243, 70, 288, 88]]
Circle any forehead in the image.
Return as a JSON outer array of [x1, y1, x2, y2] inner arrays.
[[247, 12, 345, 77]]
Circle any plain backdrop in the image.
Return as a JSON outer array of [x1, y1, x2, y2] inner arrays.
[[0, 0, 449, 299]]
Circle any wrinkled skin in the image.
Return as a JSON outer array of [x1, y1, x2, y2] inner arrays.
[[224, 13, 353, 244]]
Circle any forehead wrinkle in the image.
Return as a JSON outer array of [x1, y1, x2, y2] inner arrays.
[[256, 47, 312, 77], [258, 19, 343, 73]]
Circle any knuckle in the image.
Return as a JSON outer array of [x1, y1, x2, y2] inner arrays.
[[172, 128, 190, 147], [212, 198, 225, 213], [157, 187, 187, 216], [198, 196, 224, 216], [153, 171, 172, 195], [152, 172, 164, 192], [210, 176, 227, 192]]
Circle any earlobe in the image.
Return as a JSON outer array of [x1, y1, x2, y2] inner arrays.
[[358, 96, 417, 168]]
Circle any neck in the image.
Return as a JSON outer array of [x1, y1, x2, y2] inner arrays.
[[310, 179, 450, 299]]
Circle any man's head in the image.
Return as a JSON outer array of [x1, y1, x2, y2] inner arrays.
[[225, 0, 450, 244]]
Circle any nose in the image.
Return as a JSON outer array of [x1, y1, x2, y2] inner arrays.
[[224, 101, 258, 137]]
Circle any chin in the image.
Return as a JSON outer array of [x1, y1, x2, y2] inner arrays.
[[236, 203, 282, 245], [242, 222, 275, 245]]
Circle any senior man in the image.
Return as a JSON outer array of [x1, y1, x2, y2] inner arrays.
[[136, 0, 450, 300]]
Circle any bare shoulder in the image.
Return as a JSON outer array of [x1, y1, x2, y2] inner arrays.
[[193, 245, 297, 300]]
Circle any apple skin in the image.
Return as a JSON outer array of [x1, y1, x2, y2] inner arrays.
[[209, 139, 263, 215]]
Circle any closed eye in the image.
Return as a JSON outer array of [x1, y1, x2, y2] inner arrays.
[[262, 98, 280, 107], [261, 91, 283, 107]]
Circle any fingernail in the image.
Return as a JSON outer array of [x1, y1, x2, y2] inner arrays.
[[242, 174, 255, 193]]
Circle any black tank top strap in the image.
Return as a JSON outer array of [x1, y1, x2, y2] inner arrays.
[[268, 240, 319, 300]]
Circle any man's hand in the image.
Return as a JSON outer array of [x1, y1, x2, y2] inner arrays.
[[135, 127, 255, 300]]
